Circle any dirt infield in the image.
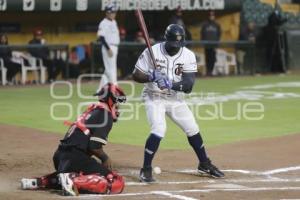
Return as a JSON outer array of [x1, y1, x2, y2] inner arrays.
[[0, 123, 300, 200]]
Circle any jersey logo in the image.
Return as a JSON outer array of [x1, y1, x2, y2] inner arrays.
[[155, 58, 166, 64], [175, 63, 184, 76]]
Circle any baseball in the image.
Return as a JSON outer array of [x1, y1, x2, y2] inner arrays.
[[153, 166, 161, 175]]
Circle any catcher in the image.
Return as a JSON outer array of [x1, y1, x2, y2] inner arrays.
[[21, 83, 126, 196]]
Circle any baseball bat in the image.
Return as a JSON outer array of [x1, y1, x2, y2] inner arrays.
[[135, 9, 158, 69]]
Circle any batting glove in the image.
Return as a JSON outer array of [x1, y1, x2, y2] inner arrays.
[[148, 69, 163, 82], [156, 77, 172, 90], [164, 78, 173, 90]]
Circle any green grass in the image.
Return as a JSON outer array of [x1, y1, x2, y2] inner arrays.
[[0, 74, 300, 149]]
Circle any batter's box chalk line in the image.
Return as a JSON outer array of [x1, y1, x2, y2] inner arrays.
[[126, 178, 300, 186], [177, 165, 300, 176], [59, 166, 300, 199], [61, 187, 300, 199], [123, 165, 300, 176], [124, 165, 300, 186]]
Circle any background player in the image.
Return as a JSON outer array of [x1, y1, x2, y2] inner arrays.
[[132, 24, 225, 182], [97, 4, 120, 88], [21, 83, 126, 195]]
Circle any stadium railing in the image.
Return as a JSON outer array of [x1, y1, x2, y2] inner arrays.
[[90, 40, 256, 76], [0, 41, 255, 84]]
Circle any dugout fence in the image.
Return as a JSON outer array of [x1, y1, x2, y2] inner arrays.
[[0, 41, 256, 84], [90, 40, 256, 77]]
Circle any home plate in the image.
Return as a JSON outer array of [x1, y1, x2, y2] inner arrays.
[[204, 183, 248, 189]]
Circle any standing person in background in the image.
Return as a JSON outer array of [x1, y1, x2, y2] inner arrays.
[[97, 4, 120, 89], [67, 47, 80, 78], [237, 21, 257, 74], [265, 3, 287, 73], [28, 28, 60, 83], [0, 34, 21, 85], [169, 6, 192, 41], [201, 11, 221, 76]]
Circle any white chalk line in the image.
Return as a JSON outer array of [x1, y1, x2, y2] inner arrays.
[[62, 187, 300, 198], [124, 166, 300, 186], [280, 199, 300, 200], [126, 178, 300, 186], [177, 165, 300, 176], [124, 166, 300, 177], [263, 166, 300, 175], [153, 191, 198, 200], [61, 166, 300, 199]]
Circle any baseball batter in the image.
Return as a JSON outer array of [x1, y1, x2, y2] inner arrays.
[[97, 4, 120, 87], [133, 24, 225, 182]]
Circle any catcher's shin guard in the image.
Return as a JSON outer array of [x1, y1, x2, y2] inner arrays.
[[106, 172, 125, 194], [72, 173, 108, 194], [59, 172, 125, 196], [21, 172, 59, 190]]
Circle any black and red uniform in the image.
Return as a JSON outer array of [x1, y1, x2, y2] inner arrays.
[[21, 83, 126, 195], [53, 103, 113, 176]]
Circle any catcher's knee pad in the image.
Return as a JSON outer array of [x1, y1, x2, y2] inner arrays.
[[72, 172, 125, 194]]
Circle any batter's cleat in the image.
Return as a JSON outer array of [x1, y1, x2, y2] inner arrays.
[[58, 173, 78, 196], [198, 159, 225, 178], [21, 178, 39, 190], [139, 167, 155, 183]]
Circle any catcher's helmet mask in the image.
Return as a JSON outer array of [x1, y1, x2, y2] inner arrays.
[[93, 83, 126, 121], [94, 83, 126, 103]]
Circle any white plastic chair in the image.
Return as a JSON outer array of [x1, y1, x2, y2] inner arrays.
[[21, 56, 47, 84], [226, 52, 238, 75], [213, 49, 238, 76], [0, 58, 7, 85], [213, 49, 229, 76]]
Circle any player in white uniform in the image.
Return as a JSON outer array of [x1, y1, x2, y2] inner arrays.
[[132, 24, 225, 182], [97, 4, 120, 87]]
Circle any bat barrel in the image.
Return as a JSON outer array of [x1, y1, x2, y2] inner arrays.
[[135, 9, 158, 69]]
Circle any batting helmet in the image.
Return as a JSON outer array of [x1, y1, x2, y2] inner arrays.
[[105, 4, 117, 13], [164, 24, 185, 48]]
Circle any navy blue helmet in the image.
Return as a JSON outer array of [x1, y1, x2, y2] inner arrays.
[[164, 24, 185, 48]]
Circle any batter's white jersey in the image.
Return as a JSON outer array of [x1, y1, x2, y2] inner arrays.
[[135, 42, 200, 138], [97, 18, 119, 87], [135, 42, 197, 98]]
